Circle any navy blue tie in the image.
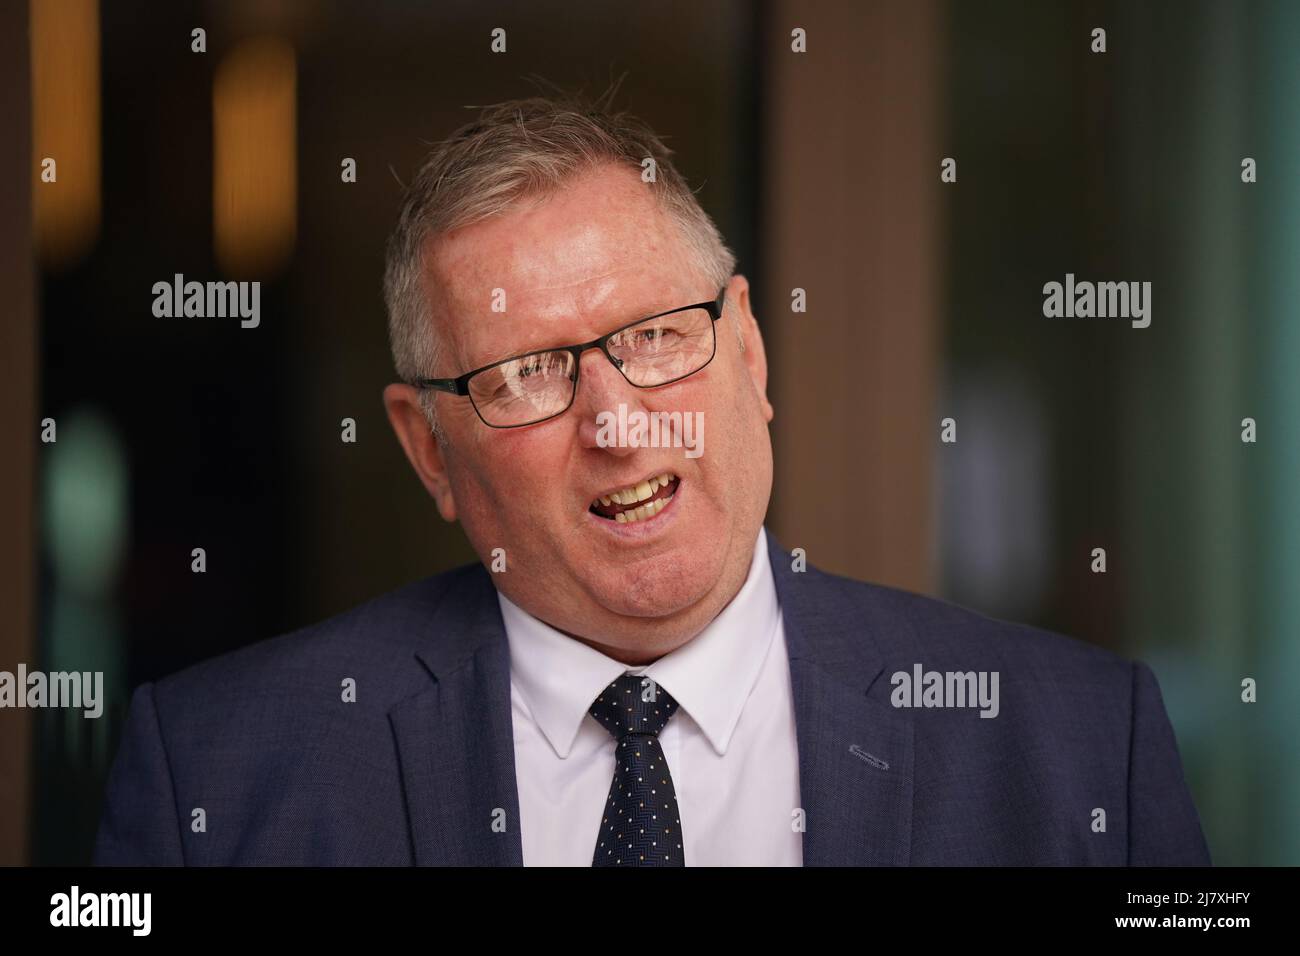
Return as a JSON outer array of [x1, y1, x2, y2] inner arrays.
[[589, 674, 684, 866]]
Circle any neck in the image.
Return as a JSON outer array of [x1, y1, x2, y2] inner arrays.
[[558, 538, 758, 665]]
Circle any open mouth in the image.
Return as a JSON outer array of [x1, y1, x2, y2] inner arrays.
[[589, 472, 680, 524]]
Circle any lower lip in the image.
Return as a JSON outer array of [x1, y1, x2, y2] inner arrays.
[[586, 481, 682, 539]]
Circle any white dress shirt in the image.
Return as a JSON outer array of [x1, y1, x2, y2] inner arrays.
[[498, 527, 803, 866]]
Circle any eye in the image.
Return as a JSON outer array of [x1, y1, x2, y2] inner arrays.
[[627, 324, 680, 348]]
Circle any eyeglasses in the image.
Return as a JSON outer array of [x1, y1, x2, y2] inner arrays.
[[410, 286, 728, 428]]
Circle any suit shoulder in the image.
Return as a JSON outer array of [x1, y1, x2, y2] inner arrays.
[[149, 561, 486, 719], [807, 564, 1134, 684]]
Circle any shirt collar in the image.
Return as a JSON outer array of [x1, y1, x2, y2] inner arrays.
[[499, 526, 781, 759]]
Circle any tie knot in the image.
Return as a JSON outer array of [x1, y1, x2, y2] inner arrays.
[[589, 674, 679, 739]]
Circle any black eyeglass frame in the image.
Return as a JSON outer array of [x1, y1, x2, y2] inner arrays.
[[409, 285, 729, 429]]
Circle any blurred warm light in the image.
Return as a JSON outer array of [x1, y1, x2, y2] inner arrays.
[[213, 37, 297, 278], [30, 0, 101, 270]]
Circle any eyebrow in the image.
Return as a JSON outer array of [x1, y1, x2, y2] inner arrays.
[[458, 294, 684, 373]]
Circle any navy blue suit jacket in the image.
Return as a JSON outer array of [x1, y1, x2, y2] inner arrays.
[[95, 531, 1211, 865]]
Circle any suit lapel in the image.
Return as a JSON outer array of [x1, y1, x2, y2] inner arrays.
[[386, 532, 915, 867], [388, 567, 524, 866], [767, 533, 915, 866]]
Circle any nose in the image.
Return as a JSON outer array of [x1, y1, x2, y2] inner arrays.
[[574, 348, 647, 454]]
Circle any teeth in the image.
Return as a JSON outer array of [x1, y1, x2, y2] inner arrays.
[[610, 493, 673, 524], [592, 473, 679, 519]]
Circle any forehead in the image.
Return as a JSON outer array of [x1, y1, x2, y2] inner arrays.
[[420, 163, 706, 368]]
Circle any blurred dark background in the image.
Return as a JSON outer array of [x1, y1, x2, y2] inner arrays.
[[1, 0, 1295, 866]]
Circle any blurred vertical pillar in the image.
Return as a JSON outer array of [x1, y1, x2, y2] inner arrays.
[[763, 0, 942, 591], [1116, 0, 1251, 864], [1256, 0, 1300, 866], [1117, 0, 1297, 866], [0, 0, 36, 866], [1166, 1, 1251, 862]]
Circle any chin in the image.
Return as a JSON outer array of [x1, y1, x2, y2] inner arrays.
[[580, 545, 723, 620]]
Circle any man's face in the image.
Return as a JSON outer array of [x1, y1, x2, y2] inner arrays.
[[384, 163, 774, 660]]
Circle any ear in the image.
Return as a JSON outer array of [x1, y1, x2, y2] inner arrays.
[[383, 383, 457, 521], [728, 275, 774, 423]]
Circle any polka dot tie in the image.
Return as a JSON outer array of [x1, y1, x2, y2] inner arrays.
[[588, 674, 685, 866]]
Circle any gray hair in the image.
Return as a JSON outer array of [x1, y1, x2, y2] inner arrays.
[[382, 86, 738, 437]]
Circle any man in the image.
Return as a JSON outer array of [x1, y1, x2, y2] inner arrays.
[[95, 93, 1210, 866]]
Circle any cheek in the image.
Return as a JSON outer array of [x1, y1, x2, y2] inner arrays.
[[701, 367, 773, 497], [700, 366, 758, 451], [443, 443, 511, 533], [447, 430, 567, 529]]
